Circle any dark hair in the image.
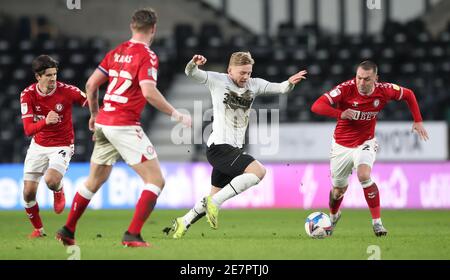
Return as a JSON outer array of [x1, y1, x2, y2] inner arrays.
[[32, 55, 58, 75], [358, 60, 378, 74], [131, 8, 157, 32]]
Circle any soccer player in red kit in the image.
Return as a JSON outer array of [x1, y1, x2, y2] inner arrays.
[[311, 61, 429, 236], [21, 55, 87, 238], [56, 8, 191, 247]]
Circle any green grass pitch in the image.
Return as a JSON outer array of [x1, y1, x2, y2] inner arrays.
[[1, 209, 449, 260]]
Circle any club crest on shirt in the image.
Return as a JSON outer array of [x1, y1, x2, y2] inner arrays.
[[55, 103, 64, 112], [373, 99, 380, 108]]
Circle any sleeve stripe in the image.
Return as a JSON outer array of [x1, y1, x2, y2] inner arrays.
[[22, 114, 34, 119], [98, 66, 108, 76], [139, 80, 156, 85], [324, 93, 334, 104]]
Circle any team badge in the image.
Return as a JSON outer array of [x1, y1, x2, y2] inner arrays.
[[55, 103, 64, 112], [21, 103, 28, 114], [373, 99, 380, 107]]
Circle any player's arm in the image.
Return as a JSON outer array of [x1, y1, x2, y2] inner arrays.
[[141, 83, 191, 127], [185, 54, 208, 84], [22, 111, 59, 136], [85, 69, 109, 131], [311, 95, 357, 120], [261, 70, 307, 94], [398, 87, 429, 141]]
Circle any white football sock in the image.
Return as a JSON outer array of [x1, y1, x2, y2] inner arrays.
[[372, 218, 382, 225], [183, 199, 206, 226], [211, 173, 260, 206]]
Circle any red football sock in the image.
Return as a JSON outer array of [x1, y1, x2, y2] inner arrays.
[[363, 183, 381, 219], [127, 190, 158, 235], [25, 202, 43, 229], [329, 190, 343, 215], [65, 192, 91, 233]]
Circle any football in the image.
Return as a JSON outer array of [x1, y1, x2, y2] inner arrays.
[[304, 212, 333, 238]]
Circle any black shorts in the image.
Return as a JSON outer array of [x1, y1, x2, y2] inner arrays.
[[206, 144, 255, 188]]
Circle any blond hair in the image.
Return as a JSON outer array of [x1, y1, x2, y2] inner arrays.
[[229, 52, 254, 67]]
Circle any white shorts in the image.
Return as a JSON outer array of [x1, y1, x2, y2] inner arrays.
[[330, 138, 378, 188], [24, 139, 74, 182], [91, 124, 157, 166]]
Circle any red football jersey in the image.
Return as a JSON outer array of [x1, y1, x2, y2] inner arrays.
[[20, 82, 87, 147], [95, 39, 159, 126], [324, 79, 403, 148]]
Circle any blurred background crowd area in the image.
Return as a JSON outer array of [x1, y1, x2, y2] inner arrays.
[[0, 0, 449, 162]]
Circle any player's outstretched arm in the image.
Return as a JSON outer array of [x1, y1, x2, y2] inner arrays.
[[262, 70, 307, 95], [400, 88, 429, 141], [185, 54, 208, 84], [311, 95, 343, 119], [85, 69, 108, 131], [141, 83, 191, 127]]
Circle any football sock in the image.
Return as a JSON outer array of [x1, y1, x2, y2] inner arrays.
[[211, 173, 260, 206], [127, 184, 161, 235], [183, 199, 206, 226], [329, 190, 343, 215], [363, 182, 381, 220], [65, 184, 94, 233], [25, 201, 43, 230]]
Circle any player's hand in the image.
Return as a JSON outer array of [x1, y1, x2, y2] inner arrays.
[[45, 110, 59, 125], [412, 122, 429, 141], [340, 109, 359, 120], [192, 55, 207, 66], [288, 70, 307, 85], [173, 111, 192, 127], [88, 114, 97, 132]]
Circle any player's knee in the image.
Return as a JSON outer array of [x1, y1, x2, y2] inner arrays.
[[23, 188, 36, 202], [357, 170, 371, 182], [44, 176, 61, 190], [256, 165, 266, 180]]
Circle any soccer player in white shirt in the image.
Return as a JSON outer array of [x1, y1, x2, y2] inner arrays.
[[164, 52, 307, 238]]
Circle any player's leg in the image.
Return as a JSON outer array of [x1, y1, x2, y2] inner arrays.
[[23, 143, 48, 238], [166, 183, 222, 238], [125, 158, 164, 244], [208, 160, 264, 207], [329, 140, 354, 230], [355, 139, 387, 236], [45, 145, 74, 214], [23, 176, 46, 238], [204, 144, 263, 229], [57, 127, 117, 245], [105, 126, 161, 247]]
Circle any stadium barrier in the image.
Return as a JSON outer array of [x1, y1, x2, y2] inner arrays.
[[1, 162, 449, 210], [249, 122, 448, 161]]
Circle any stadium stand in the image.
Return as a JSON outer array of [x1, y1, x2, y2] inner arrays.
[[0, 12, 449, 162]]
